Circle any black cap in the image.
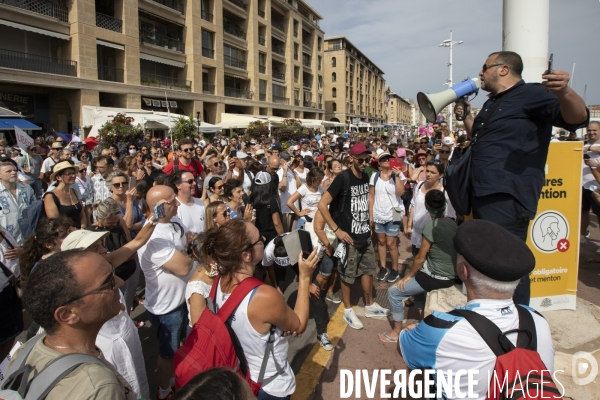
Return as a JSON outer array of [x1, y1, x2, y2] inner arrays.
[[453, 220, 535, 282]]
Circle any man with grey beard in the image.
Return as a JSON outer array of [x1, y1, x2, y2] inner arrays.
[[0, 161, 35, 244]]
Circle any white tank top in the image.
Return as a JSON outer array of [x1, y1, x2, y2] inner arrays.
[[215, 279, 296, 397]]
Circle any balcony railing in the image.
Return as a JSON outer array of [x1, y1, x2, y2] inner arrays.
[[96, 12, 122, 32], [225, 0, 246, 10], [258, 8, 265, 17], [201, 9, 213, 22], [272, 46, 284, 56], [98, 65, 124, 83], [259, 93, 266, 101], [272, 71, 285, 80], [294, 53, 298, 61], [259, 65, 265, 73], [302, 59, 311, 68], [149, 0, 183, 13], [202, 47, 214, 58], [293, 31, 298, 38], [332, 43, 342, 50], [0, 0, 68, 22], [224, 55, 246, 70], [294, 99, 299, 106], [225, 87, 252, 99], [258, 35, 265, 45], [141, 72, 191, 91], [140, 29, 184, 52], [302, 80, 311, 88], [203, 83, 215, 94], [272, 95, 289, 105], [303, 101, 316, 108], [0, 48, 76, 76], [224, 21, 246, 40], [302, 38, 310, 47], [272, 21, 285, 32]]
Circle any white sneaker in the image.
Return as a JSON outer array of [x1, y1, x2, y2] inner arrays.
[[595, 247, 600, 255], [364, 302, 390, 318], [318, 333, 334, 351], [343, 309, 364, 330]]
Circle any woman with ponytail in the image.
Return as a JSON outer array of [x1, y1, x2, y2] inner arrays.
[[380, 189, 458, 343]]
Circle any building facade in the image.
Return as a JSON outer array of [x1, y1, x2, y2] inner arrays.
[[0, 0, 325, 135], [386, 92, 410, 127], [323, 36, 386, 129]]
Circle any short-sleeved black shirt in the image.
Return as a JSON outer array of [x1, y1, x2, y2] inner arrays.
[[471, 80, 589, 213], [327, 169, 370, 242]]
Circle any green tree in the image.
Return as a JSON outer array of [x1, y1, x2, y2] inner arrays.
[[171, 115, 198, 140]]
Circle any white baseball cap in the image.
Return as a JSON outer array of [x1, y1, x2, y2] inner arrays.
[[61, 230, 109, 251], [254, 171, 272, 185]]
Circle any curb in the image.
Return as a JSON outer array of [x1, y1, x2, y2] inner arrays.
[[291, 303, 348, 400]]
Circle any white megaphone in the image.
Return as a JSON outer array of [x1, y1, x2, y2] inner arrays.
[[417, 78, 480, 123]]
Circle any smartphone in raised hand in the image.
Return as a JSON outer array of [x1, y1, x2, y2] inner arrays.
[[154, 201, 166, 220], [547, 53, 553, 74]]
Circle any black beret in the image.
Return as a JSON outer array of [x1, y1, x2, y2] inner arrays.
[[453, 220, 535, 282]]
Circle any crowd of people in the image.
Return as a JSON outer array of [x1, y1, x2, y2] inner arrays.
[[0, 50, 592, 400]]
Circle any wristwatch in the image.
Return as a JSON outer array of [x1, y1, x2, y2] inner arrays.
[[149, 217, 158, 226]]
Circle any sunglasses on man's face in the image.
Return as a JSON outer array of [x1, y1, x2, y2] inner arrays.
[[355, 157, 370, 164], [439, 150, 451, 154], [182, 148, 194, 153], [184, 179, 195, 185]]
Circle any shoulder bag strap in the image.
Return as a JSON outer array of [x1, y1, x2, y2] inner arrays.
[[24, 354, 106, 400], [3, 335, 44, 380], [215, 277, 263, 322], [449, 309, 512, 357], [0, 230, 15, 250], [516, 305, 538, 351], [257, 326, 285, 385]]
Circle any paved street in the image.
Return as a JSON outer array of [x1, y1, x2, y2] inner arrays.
[[16, 212, 600, 399]]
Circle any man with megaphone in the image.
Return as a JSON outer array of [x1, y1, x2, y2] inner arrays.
[[450, 51, 588, 305]]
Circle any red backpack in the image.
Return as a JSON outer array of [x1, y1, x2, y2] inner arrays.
[[174, 276, 283, 394], [450, 306, 563, 400]]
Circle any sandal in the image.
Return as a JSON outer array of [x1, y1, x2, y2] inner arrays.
[[378, 331, 398, 343]]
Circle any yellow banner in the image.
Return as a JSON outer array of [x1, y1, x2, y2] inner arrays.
[[528, 141, 582, 311]]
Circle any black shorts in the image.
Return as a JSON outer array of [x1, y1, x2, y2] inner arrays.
[[582, 187, 600, 217]]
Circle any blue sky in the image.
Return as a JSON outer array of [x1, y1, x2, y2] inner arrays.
[[315, 0, 600, 107]]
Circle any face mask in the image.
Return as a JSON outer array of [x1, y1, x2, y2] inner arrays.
[[129, 149, 137, 155]]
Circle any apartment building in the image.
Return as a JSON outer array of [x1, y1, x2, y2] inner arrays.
[[0, 0, 325, 135], [323, 36, 387, 129], [386, 92, 410, 127]]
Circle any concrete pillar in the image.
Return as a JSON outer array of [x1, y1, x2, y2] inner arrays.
[[64, 89, 99, 128], [502, 0, 549, 83]]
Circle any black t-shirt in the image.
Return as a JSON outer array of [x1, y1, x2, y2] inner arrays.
[[327, 169, 370, 242], [255, 196, 280, 240]]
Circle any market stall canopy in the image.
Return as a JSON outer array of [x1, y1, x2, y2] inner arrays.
[[298, 119, 325, 129], [83, 106, 221, 137], [0, 117, 41, 131], [217, 113, 283, 129], [322, 121, 346, 127]]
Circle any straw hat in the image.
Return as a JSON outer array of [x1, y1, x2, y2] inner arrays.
[[50, 161, 76, 181]]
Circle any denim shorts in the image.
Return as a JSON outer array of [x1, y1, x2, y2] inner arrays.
[[146, 302, 189, 359], [374, 220, 401, 237], [319, 253, 336, 277]]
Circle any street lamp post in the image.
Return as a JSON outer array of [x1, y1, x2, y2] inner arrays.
[[439, 30, 463, 131], [196, 111, 201, 138]]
